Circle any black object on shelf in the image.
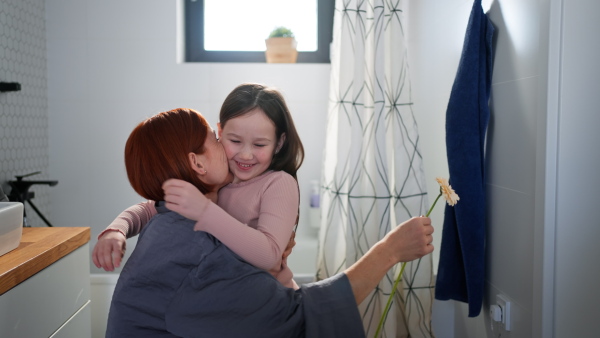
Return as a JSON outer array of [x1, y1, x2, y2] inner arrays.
[[0, 82, 21, 92], [8, 171, 59, 227]]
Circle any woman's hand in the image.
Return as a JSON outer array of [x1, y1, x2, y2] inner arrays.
[[382, 216, 434, 263], [282, 231, 296, 261], [163, 178, 211, 221], [92, 230, 127, 272], [345, 216, 434, 305]]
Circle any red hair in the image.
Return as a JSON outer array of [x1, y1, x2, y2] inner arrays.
[[124, 108, 213, 201]]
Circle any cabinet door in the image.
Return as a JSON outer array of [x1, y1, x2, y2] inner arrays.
[[50, 301, 91, 338], [0, 244, 91, 338]]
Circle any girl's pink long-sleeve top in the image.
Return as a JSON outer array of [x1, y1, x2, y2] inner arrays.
[[101, 170, 299, 289]]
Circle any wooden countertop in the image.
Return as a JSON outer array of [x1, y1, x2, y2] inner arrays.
[[0, 227, 90, 295]]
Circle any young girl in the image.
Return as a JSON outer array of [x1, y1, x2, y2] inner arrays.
[[94, 83, 305, 289]]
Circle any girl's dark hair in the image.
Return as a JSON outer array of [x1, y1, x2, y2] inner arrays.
[[124, 108, 214, 200], [219, 83, 304, 179]]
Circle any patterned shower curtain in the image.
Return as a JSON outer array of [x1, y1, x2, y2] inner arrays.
[[316, 0, 434, 337]]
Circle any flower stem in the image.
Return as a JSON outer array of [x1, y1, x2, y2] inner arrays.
[[426, 192, 442, 217], [374, 192, 442, 338], [374, 261, 407, 338]]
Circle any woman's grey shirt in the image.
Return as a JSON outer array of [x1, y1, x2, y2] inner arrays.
[[106, 203, 365, 338]]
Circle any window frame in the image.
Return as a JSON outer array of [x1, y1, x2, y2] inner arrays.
[[184, 0, 334, 63]]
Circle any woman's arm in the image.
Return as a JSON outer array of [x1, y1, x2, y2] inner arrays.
[[163, 218, 431, 338], [344, 216, 434, 304], [92, 201, 157, 271]]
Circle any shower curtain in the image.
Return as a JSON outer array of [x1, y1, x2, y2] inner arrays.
[[316, 0, 434, 337]]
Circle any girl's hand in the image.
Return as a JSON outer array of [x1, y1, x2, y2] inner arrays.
[[163, 178, 210, 221], [92, 230, 127, 272]]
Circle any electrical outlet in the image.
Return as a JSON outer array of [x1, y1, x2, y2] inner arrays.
[[490, 304, 502, 322], [496, 294, 511, 331]]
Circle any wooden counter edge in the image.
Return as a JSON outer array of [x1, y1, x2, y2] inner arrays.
[[0, 227, 91, 295]]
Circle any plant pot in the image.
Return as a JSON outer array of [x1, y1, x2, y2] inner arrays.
[[265, 37, 298, 63]]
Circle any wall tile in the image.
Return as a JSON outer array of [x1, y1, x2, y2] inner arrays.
[[486, 77, 538, 194], [488, 0, 540, 84], [486, 184, 534, 309], [0, 0, 52, 227]]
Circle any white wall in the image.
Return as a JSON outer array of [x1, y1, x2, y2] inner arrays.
[[46, 1, 327, 274], [484, 0, 541, 335], [413, 0, 600, 337], [413, 0, 539, 337], [553, 0, 600, 336]]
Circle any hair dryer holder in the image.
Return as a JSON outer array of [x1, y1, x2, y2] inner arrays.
[[8, 171, 58, 227]]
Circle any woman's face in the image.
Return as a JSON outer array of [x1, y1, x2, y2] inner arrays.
[[197, 128, 233, 190]]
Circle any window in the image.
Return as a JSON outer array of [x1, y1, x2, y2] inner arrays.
[[184, 0, 334, 63]]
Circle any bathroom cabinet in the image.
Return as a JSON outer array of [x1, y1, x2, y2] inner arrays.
[[0, 227, 91, 338]]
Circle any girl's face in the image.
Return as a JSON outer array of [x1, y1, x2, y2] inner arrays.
[[218, 108, 284, 184], [197, 128, 233, 190]]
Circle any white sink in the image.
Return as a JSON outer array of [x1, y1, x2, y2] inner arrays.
[[0, 202, 24, 257]]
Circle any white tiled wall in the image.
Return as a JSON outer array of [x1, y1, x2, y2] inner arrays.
[[0, 0, 52, 227]]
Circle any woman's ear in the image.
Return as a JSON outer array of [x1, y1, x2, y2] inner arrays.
[[188, 152, 207, 175], [275, 133, 286, 154], [217, 122, 223, 140]]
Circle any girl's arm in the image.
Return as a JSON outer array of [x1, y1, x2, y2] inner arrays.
[[92, 201, 157, 271], [98, 201, 157, 238], [198, 173, 298, 271], [164, 173, 298, 271]]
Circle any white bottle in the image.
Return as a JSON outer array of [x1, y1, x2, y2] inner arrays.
[[309, 180, 321, 229], [310, 180, 320, 208]]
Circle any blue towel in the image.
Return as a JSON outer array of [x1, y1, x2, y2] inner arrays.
[[434, 0, 494, 317]]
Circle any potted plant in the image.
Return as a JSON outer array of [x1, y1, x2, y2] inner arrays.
[[265, 26, 298, 63]]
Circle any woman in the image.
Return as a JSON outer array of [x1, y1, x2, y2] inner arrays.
[[103, 108, 434, 337]]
